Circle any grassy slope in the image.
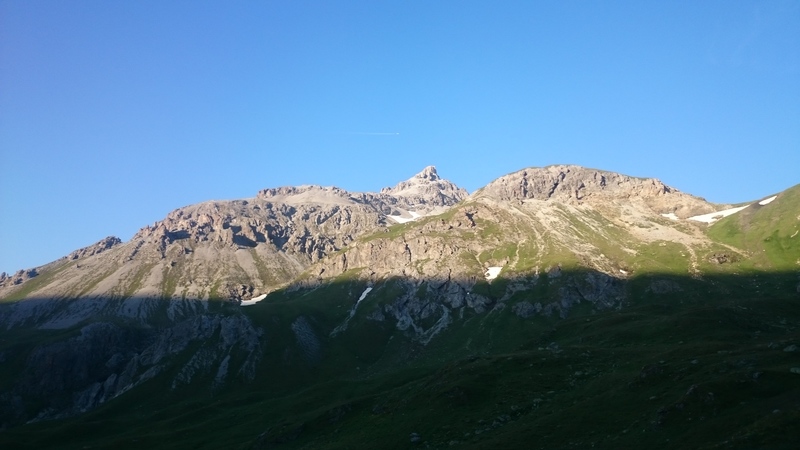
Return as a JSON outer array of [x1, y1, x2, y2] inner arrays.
[[707, 184, 800, 270]]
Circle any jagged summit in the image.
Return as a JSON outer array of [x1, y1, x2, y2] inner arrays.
[[0, 166, 469, 306], [381, 166, 467, 209], [414, 165, 440, 181], [381, 165, 441, 193]]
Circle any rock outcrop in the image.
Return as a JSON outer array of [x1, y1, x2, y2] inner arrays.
[[380, 165, 468, 213], [0, 268, 38, 288], [476, 165, 720, 218], [0, 313, 261, 425], [68, 236, 122, 260], [0, 167, 467, 303]]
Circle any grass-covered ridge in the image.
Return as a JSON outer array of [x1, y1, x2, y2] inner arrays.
[[707, 184, 800, 270]]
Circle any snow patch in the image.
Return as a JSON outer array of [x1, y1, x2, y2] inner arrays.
[[330, 286, 374, 336], [485, 267, 502, 281], [240, 294, 267, 307], [665, 194, 776, 225], [688, 205, 750, 224], [357, 287, 373, 304], [758, 195, 777, 206], [387, 210, 422, 224]]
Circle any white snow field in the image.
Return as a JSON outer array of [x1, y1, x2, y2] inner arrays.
[[388, 210, 422, 223], [240, 294, 267, 307], [758, 195, 777, 206], [330, 286, 374, 336], [688, 205, 751, 224], [485, 267, 502, 281], [662, 193, 779, 225], [357, 287, 373, 305]]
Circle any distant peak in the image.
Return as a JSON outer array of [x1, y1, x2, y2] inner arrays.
[[414, 166, 439, 182], [379, 166, 467, 207]]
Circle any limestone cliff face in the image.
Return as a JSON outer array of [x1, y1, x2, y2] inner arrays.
[[379, 165, 468, 212], [0, 167, 467, 311], [296, 166, 730, 341], [475, 165, 720, 218], [0, 164, 726, 329], [309, 208, 480, 282], [67, 236, 123, 260], [132, 166, 464, 260], [0, 268, 39, 288], [132, 195, 383, 263]]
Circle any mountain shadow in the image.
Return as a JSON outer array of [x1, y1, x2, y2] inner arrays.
[[1, 268, 799, 449]]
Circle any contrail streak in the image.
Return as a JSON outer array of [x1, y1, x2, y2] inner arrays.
[[343, 132, 400, 136]]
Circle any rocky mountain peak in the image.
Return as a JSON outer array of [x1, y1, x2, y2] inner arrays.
[[380, 166, 467, 209], [477, 165, 658, 201], [414, 165, 440, 182], [476, 164, 716, 217]]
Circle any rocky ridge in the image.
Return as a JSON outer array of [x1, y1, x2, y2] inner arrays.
[[1, 164, 779, 430], [288, 166, 736, 346], [476, 165, 720, 218], [303, 166, 723, 284], [67, 236, 123, 261], [0, 269, 39, 288], [0, 166, 468, 309]]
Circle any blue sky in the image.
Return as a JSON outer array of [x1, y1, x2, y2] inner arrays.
[[1, 1, 798, 274]]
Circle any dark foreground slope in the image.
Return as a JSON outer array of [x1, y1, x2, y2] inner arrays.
[[1, 269, 798, 450]]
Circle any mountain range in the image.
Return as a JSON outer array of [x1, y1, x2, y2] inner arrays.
[[1, 165, 798, 449]]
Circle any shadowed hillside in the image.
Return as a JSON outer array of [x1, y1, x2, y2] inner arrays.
[[1, 268, 799, 450]]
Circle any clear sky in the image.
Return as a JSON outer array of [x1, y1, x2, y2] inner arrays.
[[1, 1, 798, 274]]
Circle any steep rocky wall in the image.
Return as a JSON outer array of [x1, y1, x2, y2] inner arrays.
[[1, 167, 467, 303], [476, 165, 719, 218]]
